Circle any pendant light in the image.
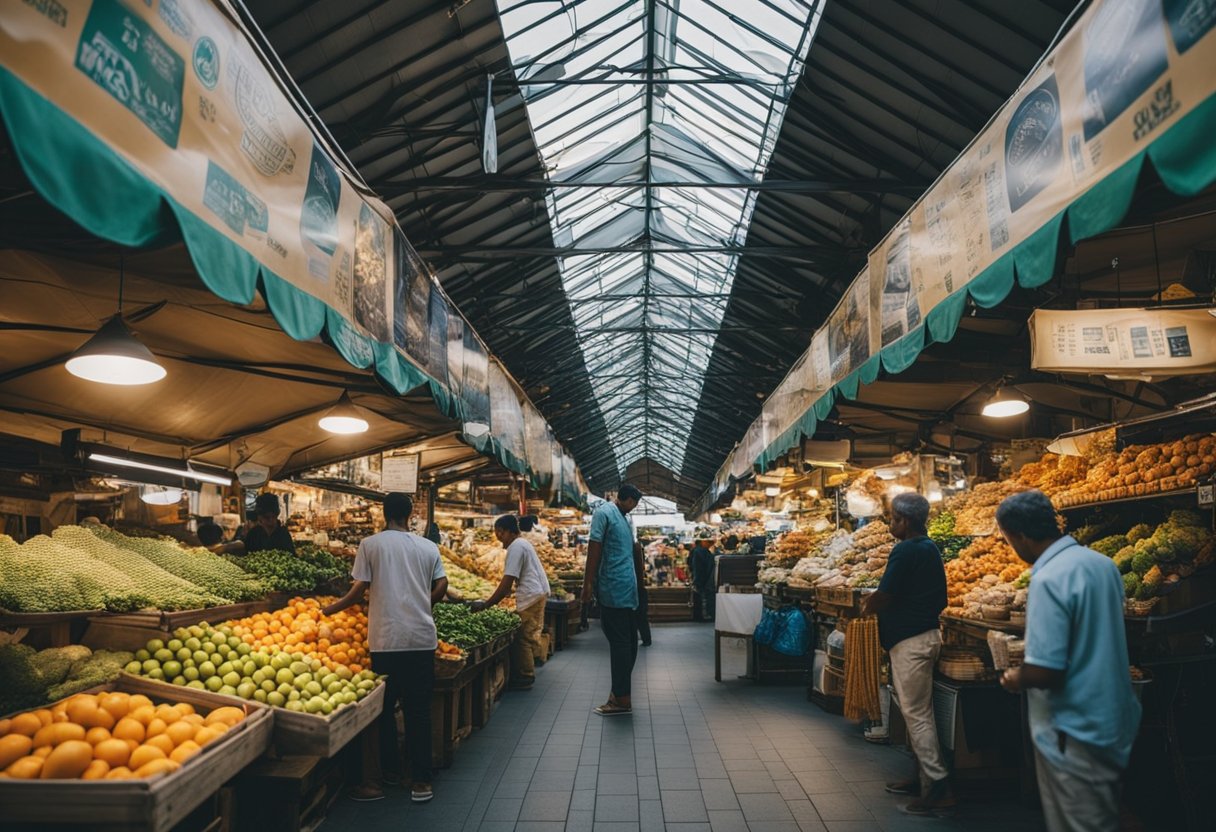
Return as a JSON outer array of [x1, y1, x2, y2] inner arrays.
[[65, 257, 166, 385], [318, 391, 369, 434], [981, 385, 1030, 418]]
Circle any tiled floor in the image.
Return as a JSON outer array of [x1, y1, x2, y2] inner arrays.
[[321, 622, 1046, 831]]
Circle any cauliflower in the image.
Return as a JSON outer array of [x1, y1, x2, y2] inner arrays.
[[1091, 535, 1129, 558], [1126, 523, 1153, 544]]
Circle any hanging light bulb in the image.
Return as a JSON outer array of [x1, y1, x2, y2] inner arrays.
[[982, 387, 1030, 418], [318, 391, 369, 434], [140, 484, 183, 505], [65, 315, 166, 385]]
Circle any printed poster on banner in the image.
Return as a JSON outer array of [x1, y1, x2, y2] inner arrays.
[[427, 287, 449, 386], [1029, 308, 1216, 377], [446, 311, 465, 400], [871, 217, 922, 347], [461, 327, 491, 435], [392, 234, 430, 365], [826, 266, 872, 383], [352, 202, 390, 342]]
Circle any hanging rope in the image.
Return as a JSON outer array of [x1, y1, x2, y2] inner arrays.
[[843, 616, 882, 721]]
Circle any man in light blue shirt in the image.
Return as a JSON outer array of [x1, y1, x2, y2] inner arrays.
[[582, 484, 643, 715], [996, 490, 1141, 832]]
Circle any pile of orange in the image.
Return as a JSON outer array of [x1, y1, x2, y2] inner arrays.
[[0, 692, 243, 780], [225, 596, 369, 674]]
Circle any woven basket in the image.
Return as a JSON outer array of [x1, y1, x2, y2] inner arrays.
[[434, 654, 467, 679], [1125, 598, 1158, 617]]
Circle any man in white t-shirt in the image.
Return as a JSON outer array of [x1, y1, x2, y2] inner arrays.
[[472, 514, 549, 690], [323, 493, 447, 804]]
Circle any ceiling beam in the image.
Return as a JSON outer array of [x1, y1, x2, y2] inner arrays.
[[378, 176, 925, 195]]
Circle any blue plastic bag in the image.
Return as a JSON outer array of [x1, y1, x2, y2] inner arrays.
[[753, 607, 782, 646], [772, 606, 810, 657]]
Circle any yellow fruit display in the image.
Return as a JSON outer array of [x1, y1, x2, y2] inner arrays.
[[0, 692, 244, 779]]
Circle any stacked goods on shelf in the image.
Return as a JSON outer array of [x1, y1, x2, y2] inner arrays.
[[123, 613, 379, 715], [0, 644, 134, 714], [222, 597, 371, 672], [0, 527, 247, 613], [943, 536, 1029, 620], [944, 481, 1029, 535], [814, 521, 896, 589], [444, 538, 575, 600], [432, 603, 520, 651], [1051, 433, 1216, 506], [757, 566, 792, 587], [1078, 511, 1215, 611], [763, 529, 828, 568], [439, 556, 504, 604], [789, 530, 851, 587], [0, 692, 249, 779], [525, 530, 583, 574], [926, 511, 970, 562]]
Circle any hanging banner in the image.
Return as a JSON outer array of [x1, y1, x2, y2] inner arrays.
[[461, 328, 491, 435], [393, 237, 430, 368], [737, 0, 1216, 470], [827, 266, 872, 383], [427, 286, 449, 386], [489, 361, 526, 461], [352, 203, 391, 342], [1029, 307, 1216, 377]]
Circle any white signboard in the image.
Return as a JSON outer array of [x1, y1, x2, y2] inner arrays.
[[1030, 307, 1216, 378], [380, 453, 420, 493]]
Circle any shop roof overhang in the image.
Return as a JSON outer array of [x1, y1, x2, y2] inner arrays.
[[0, 245, 479, 482]]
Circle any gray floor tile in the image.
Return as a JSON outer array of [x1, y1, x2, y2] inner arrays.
[[706, 809, 748, 832], [795, 771, 853, 795], [639, 798, 665, 832], [698, 779, 740, 811], [728, 771, 777, 793], [808, 792, 873, 822], [568, 809, 595, 832], [481, 797, 522, 822], [661, 789, 709, 823], [520, 790, 573, 821], [596, 795, 641, 822], [737, 793, 795, 822], [600, 770, 640, 795], [658, 767, 701, 790]]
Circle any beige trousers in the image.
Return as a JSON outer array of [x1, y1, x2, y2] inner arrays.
[[1034, 741, 1121, 832], [512, 597, 546, 682], [889, 628, 948, 783]]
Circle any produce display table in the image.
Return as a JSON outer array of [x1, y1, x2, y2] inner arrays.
[[0, 607, 98, 647], [431, 631, 517, 768], [121, 673, 385, 759], [714, 593, 762, 682], [82, 601, 275, 651], [0, 676, 273, 831]]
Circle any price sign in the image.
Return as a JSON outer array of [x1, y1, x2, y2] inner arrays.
[[1198, 482, 1214, 509], [381, 453, 420, 493]]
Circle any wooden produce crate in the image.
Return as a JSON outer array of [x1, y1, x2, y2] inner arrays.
[[0, 676, 272, 831], [81, 601, 274, 652], [120, 673, 385, 759], [814, 586, 863, 618], [0, 607, 100, 647], [431, 665, 477, 769]]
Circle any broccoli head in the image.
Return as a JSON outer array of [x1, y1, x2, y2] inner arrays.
[[1168, 510, 1203, 528], [28, 649, 74, 686], [1131, 549, 1156, 576], [1122, 573, 1141, 598], [1126, 523, 1153, 544], [0, 643, 40, 694], [1091, 535, 1129, 557], [1113, 547, 1136, 574]]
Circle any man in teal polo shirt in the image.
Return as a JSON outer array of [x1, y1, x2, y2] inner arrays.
[[996, 490, 1141, 832], [582, 484, 643, 716]]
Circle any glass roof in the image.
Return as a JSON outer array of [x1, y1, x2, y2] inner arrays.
[[497, 0, 822, 474]]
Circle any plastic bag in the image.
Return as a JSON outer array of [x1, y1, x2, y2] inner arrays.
[[772, 606, 810, 657], [753, 607, 782, 646]]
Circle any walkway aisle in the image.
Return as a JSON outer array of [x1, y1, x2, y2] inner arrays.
[[322, 624, 1045, 832]]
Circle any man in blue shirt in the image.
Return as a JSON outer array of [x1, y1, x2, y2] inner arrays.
[[582, 484, 643, 716], [996, 490, 1141, 832]]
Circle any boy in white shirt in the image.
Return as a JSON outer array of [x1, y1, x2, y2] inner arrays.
[[472, 514, 549, 690]]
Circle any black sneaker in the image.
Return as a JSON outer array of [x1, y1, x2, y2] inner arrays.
[[884, 780, 920, 796]]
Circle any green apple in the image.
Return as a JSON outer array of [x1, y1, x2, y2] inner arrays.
[[205, 676, 223, 692]]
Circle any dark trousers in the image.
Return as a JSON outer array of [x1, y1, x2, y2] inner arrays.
[[636, 588, 652, 645], [699, 586, 715, 621], [600, 606, 639, 698], [691, 590, 704, 621], [371, 649, 434, 783]]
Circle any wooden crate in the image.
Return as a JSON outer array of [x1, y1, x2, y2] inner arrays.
[[0, 677, 272, 831], [0, 608, 99, 647], [82, 601, 275, 651], [120, 673, 385, 759]]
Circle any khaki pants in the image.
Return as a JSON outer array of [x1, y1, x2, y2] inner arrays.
[[1034, 740, 1121, 832], [512, 598, 546, 682], [889, 628, 948, 783]]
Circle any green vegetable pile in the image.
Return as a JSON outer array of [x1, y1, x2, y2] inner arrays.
[[0, 644, 134, 713], [226, 549, 328, 593], [1106, 510, 1213, 599], [928, 512, 971, 562], [433, 603, 520, 649], [295, 544, 349, 584], [0, 527, 232, 613], [88, 525, 267, 602]]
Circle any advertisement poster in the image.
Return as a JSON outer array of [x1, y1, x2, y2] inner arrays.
[[352, 202, 389, 341], [1029, 307, 1216, 376], [446, 311, 465, 401], [461, 327, 491, 433], [392, 238, 429, 366], [300, 143, 341, 279], [1005, 74, 1064, 212], [827, 267, 871, 382], [873, 219, 921, 346], [428, 285, 449, 386], [380, 453, 420, 493], [350, 204, 388, 341], [1081, 0, 1170, 140]]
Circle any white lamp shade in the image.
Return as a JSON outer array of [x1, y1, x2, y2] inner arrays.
[[65, 316, 166, 385], [982, 394, 1030, 418], [319, 392, 369, 434]]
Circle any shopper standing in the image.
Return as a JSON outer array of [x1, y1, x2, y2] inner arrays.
[[996, 490, 1141, 832], [860, 492, 952, 815], [472, 514, 548, 690], [323, 493, 448, 804], [689, 538, 715, 622], [582, 484, 643, 715], [635, 541, 652, 647]]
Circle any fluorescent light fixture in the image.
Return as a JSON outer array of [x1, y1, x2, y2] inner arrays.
[[318, 391, 369, 434], [141, 485, 183, 505], [764, 486, 781, 497], [65, 316, 166, 385], [88, 452, 232, 486]]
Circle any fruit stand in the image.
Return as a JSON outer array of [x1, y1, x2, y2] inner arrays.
[[0, 677, 274, 831]]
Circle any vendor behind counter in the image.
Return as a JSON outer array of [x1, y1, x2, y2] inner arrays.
[[242, 493, 296, 554]]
